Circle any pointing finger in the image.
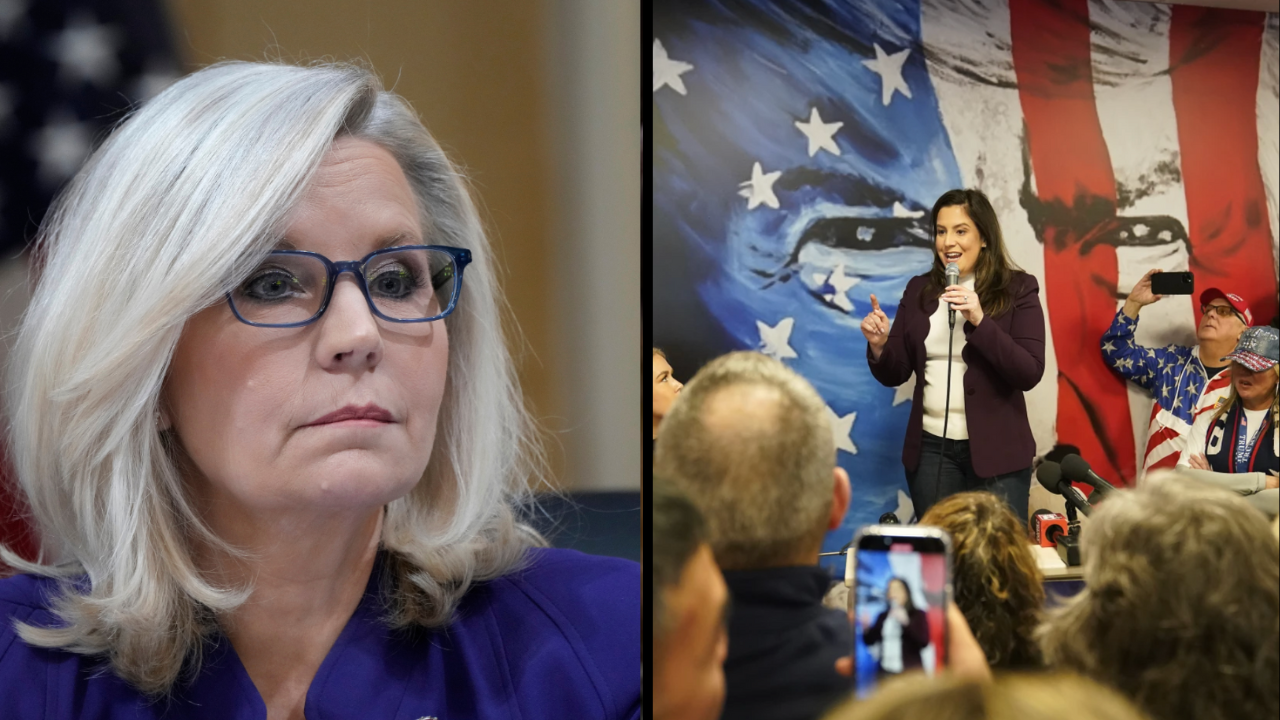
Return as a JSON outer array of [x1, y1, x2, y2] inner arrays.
[[870, 294, 881, 313]]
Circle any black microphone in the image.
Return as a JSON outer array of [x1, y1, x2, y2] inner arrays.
[[1060, 453, 1117, 499], [878, 512, 900, 525], [945, 262, 960, 327], [1035, 461, 1092, 517]]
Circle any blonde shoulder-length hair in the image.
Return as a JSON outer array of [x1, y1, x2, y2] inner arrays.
[[1, 61, 546, 695]]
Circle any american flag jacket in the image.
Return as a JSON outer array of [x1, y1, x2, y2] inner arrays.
[[1101, 309, 1232, 474]]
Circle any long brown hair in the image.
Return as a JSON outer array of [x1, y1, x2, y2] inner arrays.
[[920, 492, 1044, 669], [921, 188, 1023, 318]]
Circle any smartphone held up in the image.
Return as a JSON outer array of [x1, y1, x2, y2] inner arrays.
[[846, 525, 954, 699]]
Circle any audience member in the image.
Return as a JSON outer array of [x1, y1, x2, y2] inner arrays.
[[655, 351, 853, 720], [1038, 474, 1279, 720], [653, 348, 685, 440], [821, 672, 1152, 720], [1102, 272, 1250, 473], [919, 492, 1044, 670], [654, 477, 729, 720]]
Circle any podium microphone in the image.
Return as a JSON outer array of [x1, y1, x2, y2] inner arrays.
[[945, 262, 960, 327], [1035, 461, 1092, 517], [1060, 454, 1117, 499]]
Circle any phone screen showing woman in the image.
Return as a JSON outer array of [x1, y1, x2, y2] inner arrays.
[[851, 544, 948, 698]]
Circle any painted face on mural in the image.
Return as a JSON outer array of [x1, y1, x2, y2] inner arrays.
[[654, 1, 952, 562], [934, 205, 984, 277]]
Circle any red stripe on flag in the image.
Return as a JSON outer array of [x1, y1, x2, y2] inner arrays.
[[1010, 0, 1137, 486], [1170, 8, 1279, 324]]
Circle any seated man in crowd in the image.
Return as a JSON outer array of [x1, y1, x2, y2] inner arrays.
[[1038, 473, 1279, 720], [655, 351, 853, 720], [1101, 270, 1250, 473], [653, 477, 729, 720], [919, 492, 1045, 670]]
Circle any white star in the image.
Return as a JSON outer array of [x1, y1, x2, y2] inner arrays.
[[814, 263, 859, 311], [1117, 358, 1133, 371], [894, 489, 915, 523], [1102, 340, 1116, 354], [794, 107, 843, 157], [50, 13, 121, 87], [0, 0, 25, 40], [738, 161, 782, 210], [893, 375, 916, 406], [757, 317, 798, 360], [1145, 348, 1156, 358], [31, 113, 93, 187], [862, 43, 912, 107], [892, 201, 924, 219], [653, 39, 694, 95], [827, 405, 858, 456]]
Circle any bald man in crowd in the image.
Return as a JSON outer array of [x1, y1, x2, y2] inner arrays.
[[655, 351, 853, 720]]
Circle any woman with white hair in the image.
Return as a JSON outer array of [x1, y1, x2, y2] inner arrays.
[[0, 62, 639, 719]]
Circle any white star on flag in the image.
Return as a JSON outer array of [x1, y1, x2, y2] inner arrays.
[[894, 489, 915, 523], [50, 13, 122, 87], [32, 113, 93, 186], [826, 404, 858, 455], [757, 317, 798, 359], [893, 375, 915, 406], [653, 39, 694, 95], [1102, 340, 1116, 354], [811, 263, 859, 311], [794, 107, 843, 157], [862, 43, 912, 106], [738, 161, 782, 210], [892, 201, 924, 218]]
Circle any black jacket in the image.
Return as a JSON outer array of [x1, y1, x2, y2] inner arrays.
[[720, 566, 854, 720]]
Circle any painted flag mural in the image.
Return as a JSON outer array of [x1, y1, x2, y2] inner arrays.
[[653, 0, 1279, 572]]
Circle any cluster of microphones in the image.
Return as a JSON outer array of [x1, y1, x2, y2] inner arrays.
[[1031, 454, 1118, 566]]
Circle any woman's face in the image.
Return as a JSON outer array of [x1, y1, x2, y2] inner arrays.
[[1232, 362, 1278, 408], [934, 205, 984, 278], [166, 138, 448, 518], [653, 354, 684, 421], [887, 579, 909, 606]]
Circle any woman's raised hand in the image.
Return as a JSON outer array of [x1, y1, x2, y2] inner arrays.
[[861, 294, 890, 359]]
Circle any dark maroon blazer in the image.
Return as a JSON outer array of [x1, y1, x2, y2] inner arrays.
[[866, 272, 1045, 477]]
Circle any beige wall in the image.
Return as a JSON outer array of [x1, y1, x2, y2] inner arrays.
[[162, 0, 640, 490]]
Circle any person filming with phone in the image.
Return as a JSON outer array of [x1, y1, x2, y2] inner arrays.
[[860, 189, 1045, 523], [1102, 270, 1251, 474]]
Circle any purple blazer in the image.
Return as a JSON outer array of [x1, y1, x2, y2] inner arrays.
[[0, 547, 640, 719], [866, 272, 1045, 477]]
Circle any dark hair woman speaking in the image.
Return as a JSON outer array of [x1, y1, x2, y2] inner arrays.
[[860, 189, 1045, 523], [861, 578, 930, 677]]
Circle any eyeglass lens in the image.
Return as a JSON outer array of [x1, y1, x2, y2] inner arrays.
[[230, 248, 458, 325], [1201, 304, 1236, 319]]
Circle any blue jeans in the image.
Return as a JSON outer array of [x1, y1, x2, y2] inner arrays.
[[905, 432, 1031, 524]]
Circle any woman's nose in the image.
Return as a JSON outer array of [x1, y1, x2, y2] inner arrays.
[[315, 278, 383, 370]]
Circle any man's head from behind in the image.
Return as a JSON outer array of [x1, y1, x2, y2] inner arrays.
[[654, 351, 850, 570], [654, 476, 729, 720]]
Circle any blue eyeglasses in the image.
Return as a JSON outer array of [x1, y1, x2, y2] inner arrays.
[[227, 245, 472, 328]]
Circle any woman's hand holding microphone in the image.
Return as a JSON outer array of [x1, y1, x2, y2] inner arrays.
[[862, 294, 890, 360]]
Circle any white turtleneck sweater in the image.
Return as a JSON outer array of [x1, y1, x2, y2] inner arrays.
[[921, 274, 974, 440]]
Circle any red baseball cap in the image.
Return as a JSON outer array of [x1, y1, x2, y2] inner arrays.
[[1199, 288, 1252, 326]]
